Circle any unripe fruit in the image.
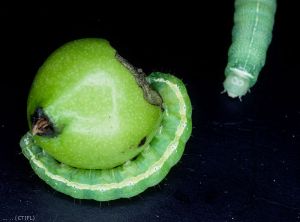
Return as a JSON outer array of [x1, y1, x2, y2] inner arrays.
[[28, 39, 162, 169]]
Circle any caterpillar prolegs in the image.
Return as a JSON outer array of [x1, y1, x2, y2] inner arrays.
[[224, 0, 277, 98], [20, 72, 192, 201]]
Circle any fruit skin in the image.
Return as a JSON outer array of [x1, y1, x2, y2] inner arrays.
[[27, 38, 162, 169]]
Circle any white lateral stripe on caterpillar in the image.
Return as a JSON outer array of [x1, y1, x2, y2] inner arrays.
[[25, 77, 187, 191], [243, 1, 260, 69]]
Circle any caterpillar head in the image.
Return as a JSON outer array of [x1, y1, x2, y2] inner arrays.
[[223, 68, 252, 99]]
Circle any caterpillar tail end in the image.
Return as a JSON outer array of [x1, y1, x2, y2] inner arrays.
[[223, 68, 252, 99]]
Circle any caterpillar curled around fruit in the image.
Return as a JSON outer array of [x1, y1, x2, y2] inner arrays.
[[20, 72, 192, 201], [223, 0, 277, 98]]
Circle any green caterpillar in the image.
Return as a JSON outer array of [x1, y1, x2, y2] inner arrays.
[[20, 70, 192, 201], [224, 0, 277, 98]]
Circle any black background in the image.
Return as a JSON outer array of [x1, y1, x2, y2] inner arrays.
[[1, 1, 300, 222]]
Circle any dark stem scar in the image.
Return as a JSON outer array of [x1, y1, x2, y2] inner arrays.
[[115, 53, 162, 107], [31, 107, 56, 137]]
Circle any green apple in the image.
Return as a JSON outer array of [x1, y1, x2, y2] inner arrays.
[[27, 38, 162, 169]]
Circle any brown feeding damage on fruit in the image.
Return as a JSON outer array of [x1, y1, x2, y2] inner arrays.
[[116, 53, 162, 107]]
